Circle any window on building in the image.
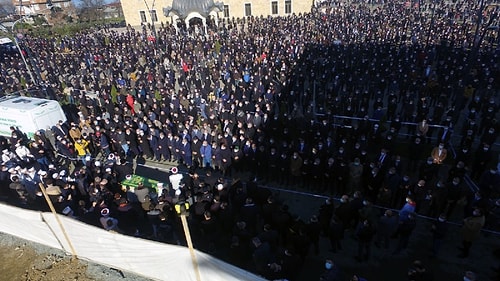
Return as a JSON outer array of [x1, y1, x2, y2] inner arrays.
[[285, 0, 292, 14], [150, 10, 158, 22], [140, 11, 147, 23], [271, 1, 278, 15], [223, 5, 230, 17], [244, 3, 252, 17]]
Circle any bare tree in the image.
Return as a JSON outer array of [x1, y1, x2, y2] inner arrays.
[[46, 4, 77, 25], [0, 0, 16, 18], [76, 0, 105, 22]]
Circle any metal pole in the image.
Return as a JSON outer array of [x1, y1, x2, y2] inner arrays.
[[180, 214, 202, 281], [12, 22, 36, 87]]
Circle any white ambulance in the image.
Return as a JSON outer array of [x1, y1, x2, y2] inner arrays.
[[0, 95, 66, 138]]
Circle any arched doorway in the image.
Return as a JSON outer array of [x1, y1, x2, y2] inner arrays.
[[185, 12, 206, 35], [189, 17, 203, 29]]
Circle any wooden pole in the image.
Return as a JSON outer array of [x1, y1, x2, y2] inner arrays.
[[38, 183, 78, 258], [180, 214, 202, 281]]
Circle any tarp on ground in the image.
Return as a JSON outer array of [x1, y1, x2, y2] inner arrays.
[[0, 203, 265, 281], [0, 203, 62, 249]]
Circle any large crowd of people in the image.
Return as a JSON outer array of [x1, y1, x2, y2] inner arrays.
[[0, 0, 500, 279]]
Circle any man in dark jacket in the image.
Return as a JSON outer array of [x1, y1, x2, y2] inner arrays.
[[319, 259, 342, 281], [217, 143, 232, 177], [430, 214, 448, 257], [355, 219, 376, 261], [393, 213, 417, 254], [156, 132, 169, 162]]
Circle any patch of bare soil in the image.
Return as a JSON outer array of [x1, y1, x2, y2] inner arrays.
[[0, 242, 99, 281], [0, 232, 152, 281]]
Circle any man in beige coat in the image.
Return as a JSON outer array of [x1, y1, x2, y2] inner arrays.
[[458, 208, 485, 258]]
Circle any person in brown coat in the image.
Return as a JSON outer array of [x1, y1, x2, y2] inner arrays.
[[458, 207, 485, 258], [431, 143, 447, 164]]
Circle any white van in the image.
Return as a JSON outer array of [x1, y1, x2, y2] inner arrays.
[[0, 95, 67, 138]]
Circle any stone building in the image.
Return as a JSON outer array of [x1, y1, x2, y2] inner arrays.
[[121, 0, 312, 28]]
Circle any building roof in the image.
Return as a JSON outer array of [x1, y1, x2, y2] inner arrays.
[[164, 0, 223, 18]]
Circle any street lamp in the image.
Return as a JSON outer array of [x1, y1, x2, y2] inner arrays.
[[11, 17, 37, 87], [9, 4, 55, 92]]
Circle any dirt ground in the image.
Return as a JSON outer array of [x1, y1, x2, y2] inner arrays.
[[0, 232, 151, 281], [0, 243, 97, 281]]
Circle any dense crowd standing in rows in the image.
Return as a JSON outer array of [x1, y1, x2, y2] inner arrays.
[[1, 0, 500, 279]]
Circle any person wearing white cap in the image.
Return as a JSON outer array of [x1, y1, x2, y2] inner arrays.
[[15, 143, 35, 163], [18, 165, 40, 199], [1, 149, 16, 163], [30, 141, 50, 170], [27, 167, 37, 180], [169, 167, 183, 190], [99, 208, 121, 232], [8, 174, 24, 196]]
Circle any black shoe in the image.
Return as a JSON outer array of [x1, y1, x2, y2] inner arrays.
[[457, 253, 468, 258]]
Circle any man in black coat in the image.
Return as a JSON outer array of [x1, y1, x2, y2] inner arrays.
[[408, 137, 424, 171], [156, 132, 170, 162], [355, 219, 376, 261], [471, 144, 492, 180]]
